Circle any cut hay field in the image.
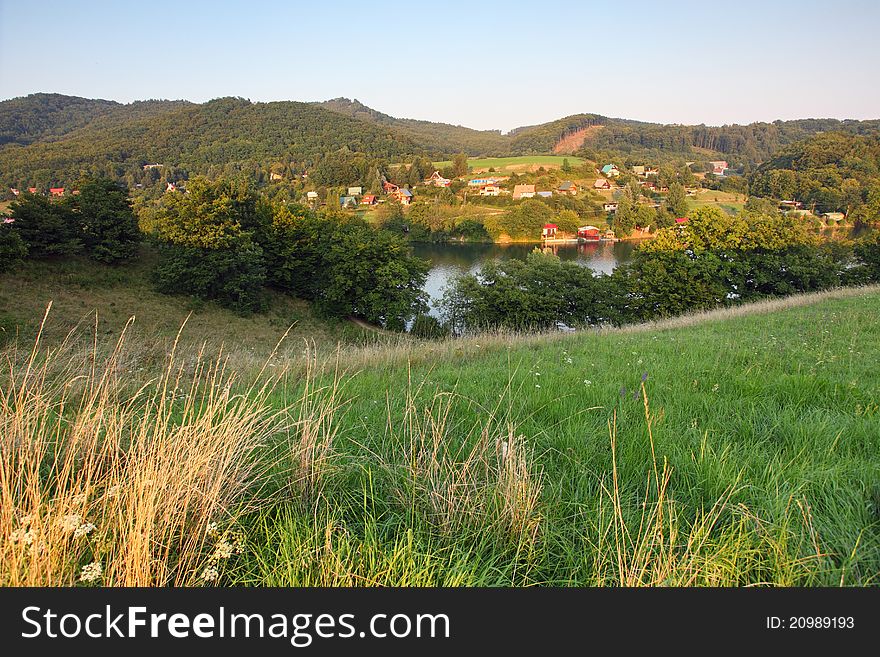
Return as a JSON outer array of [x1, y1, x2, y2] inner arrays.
[[433, 155, 586, 173], [3, 285, 879, 587]]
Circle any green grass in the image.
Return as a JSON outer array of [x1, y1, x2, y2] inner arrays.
[[244, 288, 877, 586], [432, 155, 586, 172], [4, 283, 880, 586], [0, 247, 379, 350]]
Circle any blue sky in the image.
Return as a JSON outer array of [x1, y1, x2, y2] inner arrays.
[[1, 0, 878, 131]]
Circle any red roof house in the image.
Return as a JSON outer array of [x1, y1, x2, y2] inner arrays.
[[577, 225, 601, 241], [675, 217, 689, 224], [542, 223, 558, 238], [383, 181, 399, 194], [360, 194, 377, 205], [28, 187, 38, 194], [50, 187, 65, 197]]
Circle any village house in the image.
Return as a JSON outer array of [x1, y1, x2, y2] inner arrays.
[[541, 223, 558, 238], [557, 181, 578, 195], [479, 184, 502, 197], [10, 188, 19, 196], [28, 187, 37, 194], [823, 211, 845, 222], [142, 163, 162, 170], [348, 186, 363, 196], [593, 178, 612, 190], [383, 181, 399, 194], [360, 194, 378, 205], [165, 182, 177, 192], [512, 184, 536, 200], [392, 188, 413, 205], [632, 165, 645, 177], [675, 217, 689, 224], [537, 191, 553, 198], [577, 225, 601, 242], [600, 164, 620, 177], [339, 196, 358, 208], [709, 160, 729, 176], [779, 200, 803, 210], [50, 187, 64, 197], [425, 171, 451, 187], [468, 177, 506, 187], [306, 191, 319, 202], [603, 202, 618, 212]]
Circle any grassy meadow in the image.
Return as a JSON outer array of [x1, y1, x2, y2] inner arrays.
[[432, 155, 586, 173], [2, 286, 879, 586]]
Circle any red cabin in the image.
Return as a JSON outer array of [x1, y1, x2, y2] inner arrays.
[[542, 223, 558, 238], [50, 187, 65, 197], [577, 225, 601, 241], [675, 217, 689, 224]]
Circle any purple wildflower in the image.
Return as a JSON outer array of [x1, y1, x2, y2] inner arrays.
[[620, 386, 627, 398], [642, 372, 649, 382]]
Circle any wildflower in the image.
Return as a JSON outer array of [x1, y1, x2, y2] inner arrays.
[[206, 521, 219, 537], [642, 372, 649, 382], [584, 380, 592, 386], [535, 384, 541, 388], [620, 386, 627, 398], [10, 528, 35, 545], [214, 540, 234, 560], [712, 384, 719, 392], [74, 522, 96, 538], [201, 566, 219, 582], [80, 561, 103, 583], [58, 514, 83, 533]]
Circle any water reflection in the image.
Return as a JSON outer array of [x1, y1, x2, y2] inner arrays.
[[410, 241, 637, 316]]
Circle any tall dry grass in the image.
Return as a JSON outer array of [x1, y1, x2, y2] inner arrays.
[[0, 306, 334, 586], [385, 374, 543, 549]]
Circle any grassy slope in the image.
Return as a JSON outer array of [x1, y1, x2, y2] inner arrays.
[[3, 259, 878, 585], [242, 287, 880, 586], [0, 250, 376, 351]]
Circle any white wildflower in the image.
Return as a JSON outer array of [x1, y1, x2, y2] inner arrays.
[[712, 384, 720, 392], [201, 566, 219, 582], [58, 514, 82, 533], [214, 541, 234, 560], [80, 561, 103, 583], [584, 380, 592, 386], [74, 522, 96, 538], [206, 521, 219, 537], [535, 384, 541, 388], [10, 528, 35, 545]]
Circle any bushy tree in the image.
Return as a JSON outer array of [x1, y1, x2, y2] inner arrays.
[[72, 178, 141, 263], [9, 192, 80, 257], [152, 177, 269, 312], [0, 221, 27, 272], [666, 182, 689, 217]]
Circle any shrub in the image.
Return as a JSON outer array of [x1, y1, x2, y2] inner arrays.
[[9, 193, 80, 257], [0, 222, 27, 272], [72, 178, 141, 263], [153, 241, 267, 314]]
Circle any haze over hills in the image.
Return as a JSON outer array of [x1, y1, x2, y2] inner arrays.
[[1, 92, 878, 188]]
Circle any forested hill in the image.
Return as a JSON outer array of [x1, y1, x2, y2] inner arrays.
[[0, 96, 425, 188], [1, 93, 878, 189], [0, 93, 191, 146], [749, 131, 880, 215], [315, 97, 509, 156]]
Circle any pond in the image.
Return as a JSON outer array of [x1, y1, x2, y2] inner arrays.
[[410, 240, 638, 316]]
